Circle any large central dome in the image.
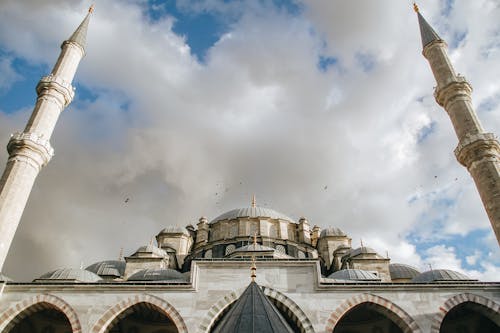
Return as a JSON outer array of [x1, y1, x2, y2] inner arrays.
[[210, 206, 295, 224]]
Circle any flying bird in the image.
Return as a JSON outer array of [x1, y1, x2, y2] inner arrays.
[[124, 198, 130, 203]]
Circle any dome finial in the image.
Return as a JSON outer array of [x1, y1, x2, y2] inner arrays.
[[251, 194, 256, 208], [413, 2, 419, 13], [89, 4, 95, 14], [118, 247, 124, 261]]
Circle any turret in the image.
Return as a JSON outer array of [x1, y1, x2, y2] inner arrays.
[[195, 216, 209, 246], [415, 4, 500, 245], [0, 6, 94, 271]]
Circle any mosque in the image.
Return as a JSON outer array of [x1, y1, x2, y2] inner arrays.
[[0, 4, 499, 333]]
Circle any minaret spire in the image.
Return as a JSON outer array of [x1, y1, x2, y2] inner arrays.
[[0, 8, 93, 271], [415, 6, 500, 245]]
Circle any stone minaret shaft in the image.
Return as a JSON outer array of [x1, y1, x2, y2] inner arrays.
[[416, 6, 500, 245], [0, 8, 93, 271]]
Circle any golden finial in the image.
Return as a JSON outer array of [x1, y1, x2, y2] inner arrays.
[[251, 194, 256, 208], [413, 3, 419, 13], [89, 4, 95, 14], [250, 256, 257, 282]]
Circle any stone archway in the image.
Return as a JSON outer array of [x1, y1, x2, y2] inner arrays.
[[91, 294, 187, 333], [431, 293, 500, 333], [0, 294, 82, 333], [198, 286, 314, 333], [325, 293, 421, 333]]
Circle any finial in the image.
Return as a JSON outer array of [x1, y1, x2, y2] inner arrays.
[[253, 232, 257, 247], [80, 261, 84, 269], [250, 255, 257, 282], [413, 2, 419, 13], [360, 238, 364, 247], [89, 4, 95, 14], [118, 247, 124, 261], [251, 194, 256, 208]]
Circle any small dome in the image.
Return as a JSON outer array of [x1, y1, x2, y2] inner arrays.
[[411, 269, 475, 283], [389, 264, 421, 280], [35, 268, 101, 283], [344, 246, 384, 259], [211, 207, 294, 224], [132, 244, 167, 258], [86, 260, 125, 278], [320, 227, 346, 237], [328, 269, 380, 281], [127, 268, 187, 282], [158, 225, 190, 236]]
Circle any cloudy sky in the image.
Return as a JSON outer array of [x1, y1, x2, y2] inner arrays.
[[0, 0, 499, 281]]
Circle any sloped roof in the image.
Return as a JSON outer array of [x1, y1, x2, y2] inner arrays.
[[212, 282, 294, 333]]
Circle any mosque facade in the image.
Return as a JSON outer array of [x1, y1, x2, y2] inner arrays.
[[0, 4, 499, 333]]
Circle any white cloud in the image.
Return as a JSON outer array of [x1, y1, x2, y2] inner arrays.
[[0, 0, 498, 280]]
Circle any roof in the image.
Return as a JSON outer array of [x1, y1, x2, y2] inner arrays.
[[320, 227, 346, 237], [211, 207, 294, 224], [158, 225, 190, 236], [127, 268, 187, 282], [328, 269, 381, 281], [343, 246, 385, 259], [417, 12, 442, 48], [67, 10, 92, 50], [35, 268, 101, 283], [212, 282, 294, 333], [389, 263, 421, 280], [86, 260, 125, 277], [131, 244, 167, 258], [412, 269, 475, 283]]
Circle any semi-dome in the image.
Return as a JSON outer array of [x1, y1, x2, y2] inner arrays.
[[127, 268, 187, 282], [158, 225, 190, 236], [211, 206, 294, 224], [411, 269, 475, 283], [320, 227, 346, 237], [328, 269, 381, 281], [86, 260, 125, 278], [35, 268, 101, 283], [389, 263, 421, 281]]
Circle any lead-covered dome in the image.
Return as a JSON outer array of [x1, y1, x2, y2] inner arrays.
[[389, 263, 420, 281], [35, 268, 101, 283], [211, 207, 294, 224], [86, 260, 125, 278], [158, 225, 190, 236], [411, 269, 475, 283], [127, 268, 187, 282], [328, 269, 381, 281], [320, 227, 346, 237]]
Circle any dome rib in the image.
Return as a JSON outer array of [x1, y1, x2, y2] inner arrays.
[[211, 207, 294, 224]]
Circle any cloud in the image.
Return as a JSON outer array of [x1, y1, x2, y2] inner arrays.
[[0, 0, 498, 280]]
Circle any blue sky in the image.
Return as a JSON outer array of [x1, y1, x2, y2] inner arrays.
[[0, 0, 499, 280]]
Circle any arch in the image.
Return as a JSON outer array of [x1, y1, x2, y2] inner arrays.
[[0, 294, 82, 333], [430, 293, 500, 333], [325, 293, 421, 333], [91, 294, 187, 333], [198, 286, 314, 333]]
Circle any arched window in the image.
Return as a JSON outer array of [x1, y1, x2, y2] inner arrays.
[[333, 303, 407, 333], [225, 244, 236, 256], [6, 306, 72, 333], [105, 302, 179, 333], [440, 301, 500, 333], [275, 245, 286, 254]]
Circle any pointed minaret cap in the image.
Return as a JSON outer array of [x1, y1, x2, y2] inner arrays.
[[67, 5, 94, 50], [414, 3, 443, 48]]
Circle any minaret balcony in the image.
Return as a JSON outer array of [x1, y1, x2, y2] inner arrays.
[[36, 74, 75, 107]]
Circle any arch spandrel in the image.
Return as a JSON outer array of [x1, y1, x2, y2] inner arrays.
[[90, 293, 187, 333], [0, 294, 82, 333], [325, 293, 421, 333]]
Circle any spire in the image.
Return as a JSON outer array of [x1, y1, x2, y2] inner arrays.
[[414, 4, 442, 48], [67, 5, 94, 50]]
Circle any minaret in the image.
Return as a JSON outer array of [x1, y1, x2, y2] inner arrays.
[[0, 6, 94, 271], [414, 4, 500, 245]]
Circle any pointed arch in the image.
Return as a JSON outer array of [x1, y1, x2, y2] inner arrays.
[[325, 293, 421, 333], [91, 293, 187, 333], [198, 286, 314, 333], [0, 294, 82, 333], [430, 293, 500, 332]]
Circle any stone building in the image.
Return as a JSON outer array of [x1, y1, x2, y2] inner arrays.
[[0, 5, 499, 333]]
